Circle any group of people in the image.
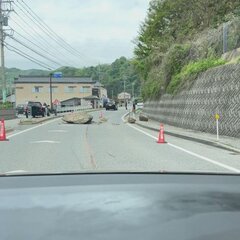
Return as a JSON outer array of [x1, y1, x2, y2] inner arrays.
[[125, 101, 136, 113]]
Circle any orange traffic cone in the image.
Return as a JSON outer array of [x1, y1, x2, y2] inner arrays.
[[157, 124, 166, 144], [0, 119, 7, 141]]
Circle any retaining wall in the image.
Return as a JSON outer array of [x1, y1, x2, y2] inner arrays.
[[144, 64, 240, 137]]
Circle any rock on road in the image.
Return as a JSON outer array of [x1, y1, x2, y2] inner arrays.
[[1, 108, 240, 174]]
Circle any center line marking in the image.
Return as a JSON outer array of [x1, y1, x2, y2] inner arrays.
[[121, 113, 240, 173], [30, 140, 60, 144], [48, 130, 68, 133]]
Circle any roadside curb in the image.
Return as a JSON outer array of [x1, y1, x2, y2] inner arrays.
[[136, 121, 240, 153], [123, 112, 240, 153], [18, 109, 102, 125], [19, 116, 61, 125]]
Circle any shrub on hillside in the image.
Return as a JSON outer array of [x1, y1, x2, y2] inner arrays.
[[0, 102, 13, 110], [166, 58, 226, 94]]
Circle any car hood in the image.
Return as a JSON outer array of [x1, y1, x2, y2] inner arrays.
[[0, 174, 240, 240]]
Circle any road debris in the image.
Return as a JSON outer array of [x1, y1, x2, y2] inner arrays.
[[62, 112, 93, 124], [139, 113, 148, 122]]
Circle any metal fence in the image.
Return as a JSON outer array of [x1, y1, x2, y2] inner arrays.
[[56, 105, 92, 113]]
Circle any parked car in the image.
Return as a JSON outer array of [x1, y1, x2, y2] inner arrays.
[[105, 101, 118, 110], [25, 101, 45, 117], [16, 104, 26, 115], [136, 102, 144, 109]]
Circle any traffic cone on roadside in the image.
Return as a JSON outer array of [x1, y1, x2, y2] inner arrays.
[[0, 119, 7, 141], [157, 124, 166, 144], [99, 111, 103, 119]]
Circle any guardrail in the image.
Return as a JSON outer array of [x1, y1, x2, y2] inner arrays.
[[56, 105, 93, 113]]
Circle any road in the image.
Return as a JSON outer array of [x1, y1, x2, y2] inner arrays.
[[1, 108, 240, 174]]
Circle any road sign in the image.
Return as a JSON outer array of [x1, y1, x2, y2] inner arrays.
[[53, 72, 63, 78], [215, 114, 220, 120], [53, 99, 61, 105]]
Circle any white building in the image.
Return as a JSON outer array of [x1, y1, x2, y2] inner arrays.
[[118, 92, 131, 105]]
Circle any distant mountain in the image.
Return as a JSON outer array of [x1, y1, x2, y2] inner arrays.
[[6, 67, 49, 79]]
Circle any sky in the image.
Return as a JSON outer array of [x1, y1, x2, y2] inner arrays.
[[5, 0, 150, 70]]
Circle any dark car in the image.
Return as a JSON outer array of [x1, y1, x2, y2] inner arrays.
[[25, 101, 45, 118], [16, 104, 27, 115], [105, 101, 118, 110]]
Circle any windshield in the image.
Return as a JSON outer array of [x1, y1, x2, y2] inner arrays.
[[0, 0, 240, 175]]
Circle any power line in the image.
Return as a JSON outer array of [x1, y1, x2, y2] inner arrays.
[[8, 18, 71, 66], [4, 42, 54, 70], [4, 42, 53, 70], [13, 1, 87, 64], [8, 17, 56, 52], [9, 28, 71, 66], [8, 35, 62, 67], [18, 0, 94, 62], [10, 11, 80, 67], [15, 0, 82, 58]]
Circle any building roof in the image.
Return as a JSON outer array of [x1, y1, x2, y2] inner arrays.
[[118, 92, 131, 100], [94, 81, 104, 87], [61, 97, 81, 103], [14, 75, 95, 84], [83, 95, 100, 100]]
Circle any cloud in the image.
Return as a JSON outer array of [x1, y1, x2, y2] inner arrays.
[[6, 0, 149, 69]]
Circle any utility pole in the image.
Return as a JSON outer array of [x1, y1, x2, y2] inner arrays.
[[0, 0, 6, 103], [132, 82, 134, 99], [49, 73, 53, 111], [123, 78, 126, 106], [0, 0, 13, 103], [223, 22, 228, 54]]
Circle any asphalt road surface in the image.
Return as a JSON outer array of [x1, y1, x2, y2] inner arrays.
[[1, 108, 240, 174]]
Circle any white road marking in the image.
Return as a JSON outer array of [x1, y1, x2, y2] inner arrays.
[[122, 113, 240, 173], [48, 130, 67, 133], [7, 118, 60, 138], [5, 170, 27, 174], [30, 140, 60, 144], [167, 143, 240, 173]]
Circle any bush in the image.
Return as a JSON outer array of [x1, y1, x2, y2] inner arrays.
[[162, 44, 191, 87], [166, 58, 226, 94], [0, 102, 13, 110]]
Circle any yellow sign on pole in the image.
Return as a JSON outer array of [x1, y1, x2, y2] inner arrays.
[[215, 114, 220, 120]]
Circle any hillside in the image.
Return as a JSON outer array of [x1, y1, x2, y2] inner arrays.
[[134, 0, 240, 100]]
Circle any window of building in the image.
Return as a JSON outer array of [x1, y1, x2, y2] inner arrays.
[[65, 86, 77, 93], [32, 86, 43, 93], [80, 86, 91, 93]]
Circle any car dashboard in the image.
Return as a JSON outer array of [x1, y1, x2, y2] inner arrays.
[[0, 173, 240, 240]]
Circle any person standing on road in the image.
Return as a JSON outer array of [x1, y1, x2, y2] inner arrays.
[[132, 102, 136, 113], [125, 101, 127, 110], [43, 103, 48, 117], [25, 107, 28, 118]]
